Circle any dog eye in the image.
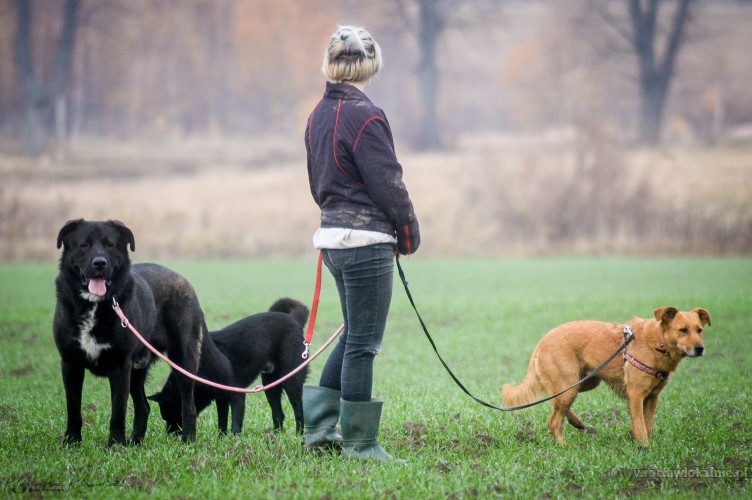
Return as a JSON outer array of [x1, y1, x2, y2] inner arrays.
[[679, 327, 689, 334], [697, 328, 703, 335]]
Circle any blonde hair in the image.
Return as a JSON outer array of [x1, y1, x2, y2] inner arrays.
[[322, 26, 382, 83]]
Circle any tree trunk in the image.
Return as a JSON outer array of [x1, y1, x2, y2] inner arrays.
[[13, 0, 81, 154], [416, 0, 443, 150], [14, 0, 45, 153], [637, 72, 666, 144], [629, 0, 695, 145]]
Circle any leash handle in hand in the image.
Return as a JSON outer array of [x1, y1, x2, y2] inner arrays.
[[395, 258, 634, 412]]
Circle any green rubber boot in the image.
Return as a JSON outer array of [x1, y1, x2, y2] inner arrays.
[[302, 385, 343, 450], [340, 398, 404, 463]]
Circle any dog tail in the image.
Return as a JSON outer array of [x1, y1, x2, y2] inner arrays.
[[269, 297, 310, 329], [502, 355, 545, 408]]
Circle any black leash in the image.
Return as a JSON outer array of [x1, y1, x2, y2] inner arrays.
[[395, 258, 635, 412]]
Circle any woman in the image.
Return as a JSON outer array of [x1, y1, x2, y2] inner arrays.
[[302, 25, 420, 462]]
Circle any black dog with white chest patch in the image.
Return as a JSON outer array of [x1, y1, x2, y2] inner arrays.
[[149, 298, 309, 436], [53, 219, 205, 446]]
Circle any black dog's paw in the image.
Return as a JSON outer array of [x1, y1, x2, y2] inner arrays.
[[128, 434, 146, 446], [108, 435, 128, 447], [180, 432, 196, 443], [61, 433, 82, 446]]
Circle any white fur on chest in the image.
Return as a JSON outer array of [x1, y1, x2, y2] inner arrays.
[[80, 290, 106, 303], [79, 304, 111, 361]]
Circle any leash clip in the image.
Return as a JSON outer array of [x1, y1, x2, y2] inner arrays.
[[623, 325, 635, 344], [302, 342, 310, 359], [111, 297, 129, 328]]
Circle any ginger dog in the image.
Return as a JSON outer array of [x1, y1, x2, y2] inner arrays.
[[502, 307, 711, 446]]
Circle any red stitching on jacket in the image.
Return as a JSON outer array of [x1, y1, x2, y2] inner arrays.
[[333, 98, 366, 188], [354, 116, 386, 154]]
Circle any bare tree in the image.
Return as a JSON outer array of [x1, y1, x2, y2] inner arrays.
[[409, 0, 444, 150], [591, 0, 698, 144], [394, 0, 498, 150], [14, 0, 81, 154], [629, 0, 697, 144]]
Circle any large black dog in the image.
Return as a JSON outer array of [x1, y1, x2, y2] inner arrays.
[[148, 298, 309, 436], [53, 219, 204, 445]]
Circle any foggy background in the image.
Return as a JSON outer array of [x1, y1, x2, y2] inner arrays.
[[1, 0, 751, 261]]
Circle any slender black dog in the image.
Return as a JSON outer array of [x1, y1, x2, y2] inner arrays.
[[53, 219, 205, 445], [148, 298, 309, 436]]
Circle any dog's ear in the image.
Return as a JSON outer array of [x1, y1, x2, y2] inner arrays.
[[108, 220, 136, 252], [146, 392, 163, 403], [56, 219, 85, 249], [692, 308, 712, 327], [654, 307, 678, 325]]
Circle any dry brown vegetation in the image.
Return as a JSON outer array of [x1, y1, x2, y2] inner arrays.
[[2, 133, 751, 262]]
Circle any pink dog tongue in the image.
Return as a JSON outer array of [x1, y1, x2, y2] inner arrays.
[[88, 279, 107, 297]]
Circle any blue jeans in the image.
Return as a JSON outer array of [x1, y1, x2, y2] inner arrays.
[[318, 244, 395, 402]]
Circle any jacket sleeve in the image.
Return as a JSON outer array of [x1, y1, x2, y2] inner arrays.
[[353, 116, 420, 255], [395, 217, 420, 255], [304, 119, 321, 206]]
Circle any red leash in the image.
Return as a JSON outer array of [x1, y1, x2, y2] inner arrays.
[[112, 252, 343, 393], [302, 250, 324, 358]]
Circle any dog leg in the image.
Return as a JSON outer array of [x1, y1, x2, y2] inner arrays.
[[107, 363, 132, 446], [263, 384, 285, 432], [627, 389, 650, 446], [175, 374, 197, 442], [61, 360, 85, 444], [548, 391, 578, 446], [230, 394, 246, 435], [284, 383, 305, 435], [643, 393, 660, 441], [216, 397, 230, 435], [547, 411, 566, 446], [566, 410, 585, 430], [129, 368, 150, 445]]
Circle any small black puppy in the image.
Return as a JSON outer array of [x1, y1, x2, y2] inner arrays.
[[53, 219, 205, 446], [149, 298, 309, 435]]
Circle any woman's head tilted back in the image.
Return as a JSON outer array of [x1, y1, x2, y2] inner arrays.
[[322, 26, 382, 84]]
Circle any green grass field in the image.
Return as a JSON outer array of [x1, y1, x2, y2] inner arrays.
[[1, 258, 750, 498]]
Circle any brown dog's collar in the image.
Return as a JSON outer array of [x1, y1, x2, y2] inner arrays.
[[623, 352, 669, 380], [656, 345, 670, 357], [655, 331, 670, 357]]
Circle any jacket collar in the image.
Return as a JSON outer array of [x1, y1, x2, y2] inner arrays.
[[324, 81, 372, 103]]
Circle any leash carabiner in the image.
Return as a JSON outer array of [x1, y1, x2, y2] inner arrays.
[[623, 325, 635, 343], [112, 297, 129, 328]]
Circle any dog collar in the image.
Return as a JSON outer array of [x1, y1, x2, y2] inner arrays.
[[656, 333, 670, 357], [623, 351, 670, 380]]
